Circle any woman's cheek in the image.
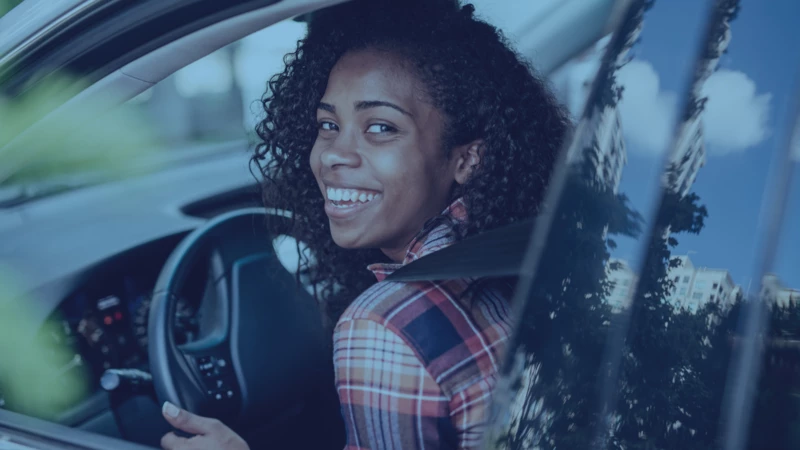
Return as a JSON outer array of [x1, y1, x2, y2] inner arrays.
[[370, 148, 416, 183]]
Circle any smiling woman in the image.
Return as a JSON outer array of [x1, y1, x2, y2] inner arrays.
[[248, 0, 568, 448]]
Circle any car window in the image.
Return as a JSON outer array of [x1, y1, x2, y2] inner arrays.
[[487, 0, 800, 449], [123, 0, 550, 151], [123, 18, 306, 149]]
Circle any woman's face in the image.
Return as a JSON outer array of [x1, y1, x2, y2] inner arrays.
[[310, 48, 467, 262]]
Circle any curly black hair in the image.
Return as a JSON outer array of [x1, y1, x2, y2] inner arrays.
[[252, 0, 571, 323]]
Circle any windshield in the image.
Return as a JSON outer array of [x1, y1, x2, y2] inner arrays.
[[0, 12, 307, 205]]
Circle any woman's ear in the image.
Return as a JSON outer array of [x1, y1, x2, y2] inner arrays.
[[453, 140, 484, 185]]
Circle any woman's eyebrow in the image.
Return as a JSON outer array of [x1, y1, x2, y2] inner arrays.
[[318, 102, 336, 113], [318, 100, 413, 117], [355, 100, 413, 117]]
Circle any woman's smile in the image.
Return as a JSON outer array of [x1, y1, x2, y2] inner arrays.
[[323, 185, 383, 220]]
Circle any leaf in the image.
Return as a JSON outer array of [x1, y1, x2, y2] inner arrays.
[[0, 267, 91, 418]]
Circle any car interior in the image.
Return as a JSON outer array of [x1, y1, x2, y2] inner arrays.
[[14, 0, 783, 449]]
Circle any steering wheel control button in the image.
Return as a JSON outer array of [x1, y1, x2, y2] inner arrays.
[[195, 355, 225, 378], [193, 353, 239, 405]]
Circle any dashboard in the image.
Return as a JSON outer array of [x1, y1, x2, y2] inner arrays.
[[19, 236, 174, 415], [27, 232, 215, 418], [49, 274, 153, 376], [0, 150, 261, 440]]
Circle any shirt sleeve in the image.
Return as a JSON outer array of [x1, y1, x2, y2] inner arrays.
[[333, 318, 453, 450], [448, 378, 494, 448]]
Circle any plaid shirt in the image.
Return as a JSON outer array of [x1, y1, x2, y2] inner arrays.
[[333, 199, 513, 449]]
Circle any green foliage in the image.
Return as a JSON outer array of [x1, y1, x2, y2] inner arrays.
[[0, 267, 91, 419], [0, 73, 162, 187], [0, 0, 24, 17]]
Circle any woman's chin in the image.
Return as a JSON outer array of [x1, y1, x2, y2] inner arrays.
[[330, 228, 371, 250]]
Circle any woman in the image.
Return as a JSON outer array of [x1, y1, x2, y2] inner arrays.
[[159, 0, 569, 448]]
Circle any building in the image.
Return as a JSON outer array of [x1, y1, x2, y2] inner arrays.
[[551, 36, 627, 193], [581, 106, 627, 192], [666, 12, 733, 198], [762, 274, 800, 307], [666, 255, 738, 313], [606, 258, 637, 312], [605, 255, 739, 314]]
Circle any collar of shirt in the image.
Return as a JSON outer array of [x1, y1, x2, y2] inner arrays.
[[367, 197, 468, 282]]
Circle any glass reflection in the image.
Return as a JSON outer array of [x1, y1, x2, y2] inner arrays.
[[720, 90, 800, 449], [485, 1, 656, 447], [485, 0, 800, 448]]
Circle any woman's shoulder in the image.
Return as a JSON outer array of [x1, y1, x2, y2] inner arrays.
[[338, 278, 473, 326], [335, 278, 512, 391]]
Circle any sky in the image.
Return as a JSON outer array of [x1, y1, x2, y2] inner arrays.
[[539, 0, 800, 292], [614, 0, 800, 291]]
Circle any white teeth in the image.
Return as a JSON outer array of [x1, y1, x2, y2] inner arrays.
[[326, 186, 379, 203]]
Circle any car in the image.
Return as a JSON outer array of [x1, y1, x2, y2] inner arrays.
[[1, 0, 799, 449]]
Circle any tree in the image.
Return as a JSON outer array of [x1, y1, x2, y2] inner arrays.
[[684, 0, 741, 123], [734, 298, 800, 448], [491, 164, 643, 449], [492, 129, 720, 450], [609, 189, 714, 450]]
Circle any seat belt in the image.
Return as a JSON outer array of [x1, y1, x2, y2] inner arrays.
[[385, 218, 534, 282]]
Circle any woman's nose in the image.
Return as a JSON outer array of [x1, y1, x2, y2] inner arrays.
[[320, 132, 360, 168]]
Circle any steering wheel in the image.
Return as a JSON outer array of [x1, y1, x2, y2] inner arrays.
[[148, 208, 343, 446]]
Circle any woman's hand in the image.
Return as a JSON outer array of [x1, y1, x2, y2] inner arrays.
[[160, 401, 249, 450]]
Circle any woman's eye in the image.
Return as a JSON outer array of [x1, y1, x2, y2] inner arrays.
[[318, 121, 338, 132], [366, 124, 396, 134]]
